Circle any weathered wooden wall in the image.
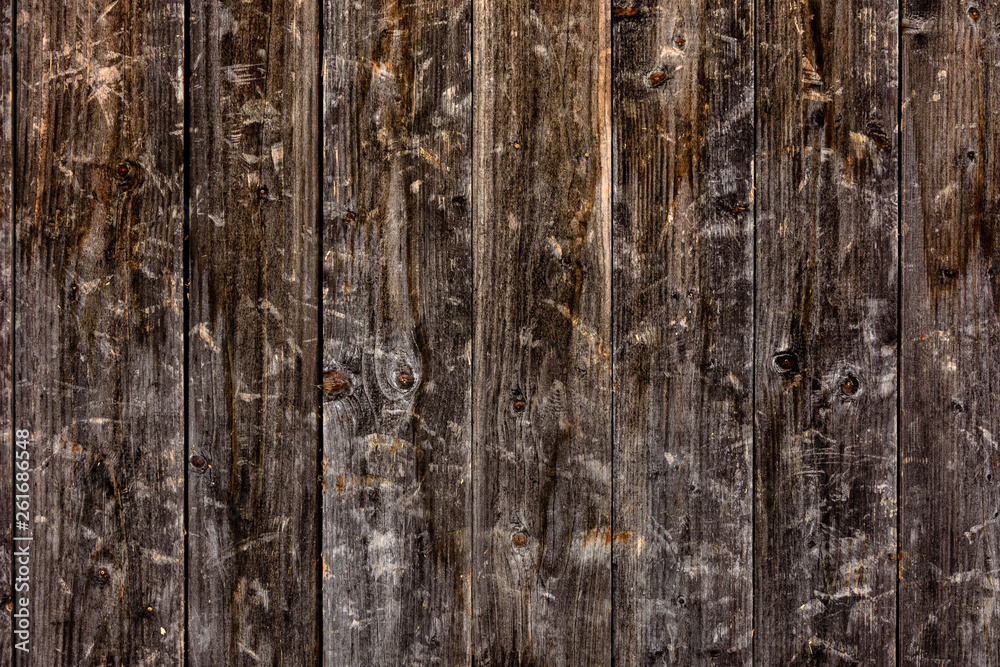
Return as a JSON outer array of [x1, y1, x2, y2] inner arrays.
[[1, 0, 999, 665]]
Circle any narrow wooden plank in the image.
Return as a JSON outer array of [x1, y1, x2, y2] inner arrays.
[[471, 0, 612, 663], [187, 0, 320, 663], [900, 1, 1000, 662], [0, 0, 11, 660], [13, 0, 185, 663], [612, 0, 755, 662], [754, 0, 899, 663], [321, 0, 472, 663]]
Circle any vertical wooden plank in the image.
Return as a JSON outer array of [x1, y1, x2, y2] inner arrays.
[[612, 0, 755, 662], [322, 0, 472, 663], [471, 0, 611, 663], [900, 1, 1000, 662], [0, 0, 11, 660], [187, 0, 320, 663], [13, 0, 185, 663], [755, 0, 899, 663]]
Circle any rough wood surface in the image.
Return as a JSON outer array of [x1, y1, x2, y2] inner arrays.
[[321, 0, 472, 663], [754, 0, 899, 663], [900, 1, 1000, 662], [0, 0, 11, 658], [471, 0, 612, 663], [9, 5, 1000, 665], [13, 0, 186, 663], [612, 0, 755, 663], [187, 0, 320, 663]]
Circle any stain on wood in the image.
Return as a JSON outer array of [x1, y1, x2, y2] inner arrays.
[[613, 0, 755, 662], [13, 0, 185, 663], [322, 0, 472, 663], [900, 0, 1000, 662], [187, 0, 320, 663], [755, 0, 899, 663], [471, 0, 612, 663]]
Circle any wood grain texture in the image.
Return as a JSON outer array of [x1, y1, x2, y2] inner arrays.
[[755, 0, 899, 663], [900, 1, 1000, 662], [321, 0, 472, 663], [187, 0, 320, 663], [612, 0, 755, 663], [0, 0, 11, 659], [13, 0, 185, 663], [471, 0, 611, 663]]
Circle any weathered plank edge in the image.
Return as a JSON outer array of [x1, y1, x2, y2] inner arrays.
[[181, 0, 191, 659], [315, 0, 325, 660], [2, 0, 12, 660]]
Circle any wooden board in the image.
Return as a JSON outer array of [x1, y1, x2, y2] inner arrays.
[[470, 0, 612, 663], [321, 0, 472, 663], [13, 0, 185, 663], [612, 0, 755, 663], [0, 0, 11, 659], [754, 0, 899, 663], [900, 1, 1000, 662], [186, 0, 320, 663]]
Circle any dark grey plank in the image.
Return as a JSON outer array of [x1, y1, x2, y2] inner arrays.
[[187, 0, 320, 663], [0, 0, 11, 660], [471, 0, 612, 663], [612, 0, 755, 662], [321, 0, 472, 663], [900, 1, 1000, 662], [754, 0, 899, 663], [13, 0, 185, 663]]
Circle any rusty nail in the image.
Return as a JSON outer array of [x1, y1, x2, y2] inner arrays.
[[512, 399, 526, 413], [397, 369, 414, 388], [511, 532, 528, 547], [969, 7, 980, 20], [841, 375, 859, 396], [190, 455, 206, 469], [116, 162, 130, 177], [674, 37, 685, 48], [648, 71, 666, 87]]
